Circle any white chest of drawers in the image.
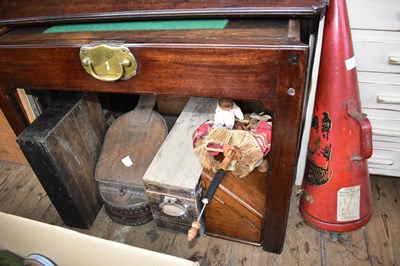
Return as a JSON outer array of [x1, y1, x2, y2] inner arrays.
[[348, 0, 400, 177]]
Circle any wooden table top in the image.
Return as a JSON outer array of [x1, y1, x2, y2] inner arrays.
[[0, 0, 325, 26]]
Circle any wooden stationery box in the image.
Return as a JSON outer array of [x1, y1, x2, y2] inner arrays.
[[201, 169, 268, 245], [143, 97, 217, 234], [16, 93, 106, 228]]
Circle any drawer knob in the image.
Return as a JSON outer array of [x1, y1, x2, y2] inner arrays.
[[376, 95, 400, 105], [388, 56, 400, 65], [79, 44, 137, 82]]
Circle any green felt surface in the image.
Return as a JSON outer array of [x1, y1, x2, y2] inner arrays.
[[44, 19, 228, 33]]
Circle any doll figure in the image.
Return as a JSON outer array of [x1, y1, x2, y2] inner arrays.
[[213, 99, 244, 129]]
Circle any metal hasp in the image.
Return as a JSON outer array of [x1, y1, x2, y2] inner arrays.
[[79, 44, 137, 82]]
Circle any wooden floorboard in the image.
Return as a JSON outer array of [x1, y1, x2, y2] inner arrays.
[[365, 175, 400, 265], [0, 160, 399, 265]]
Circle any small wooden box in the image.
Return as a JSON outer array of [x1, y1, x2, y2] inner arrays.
[[17, 93, 106, 228], [201, 168, 268, 245], [143, 97, 217, 234]]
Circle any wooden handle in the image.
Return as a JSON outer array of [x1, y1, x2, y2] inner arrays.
[[188, 221, 201, 241], [219, 148, 236, 170]]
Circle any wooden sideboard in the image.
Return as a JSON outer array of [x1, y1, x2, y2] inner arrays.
[[0, 0, 326, 253]]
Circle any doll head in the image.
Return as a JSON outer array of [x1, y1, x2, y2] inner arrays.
[[218, 99, 234, 110]]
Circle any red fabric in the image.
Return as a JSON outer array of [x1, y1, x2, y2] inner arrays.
[[192, 121, 221, 156], [251, 120, 272, 155], [192, 121, 212, 148]]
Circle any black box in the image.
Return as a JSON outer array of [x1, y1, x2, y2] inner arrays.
[[17, 93, 106, 228]]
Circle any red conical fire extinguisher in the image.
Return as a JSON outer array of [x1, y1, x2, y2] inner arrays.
[[299, 0, 373, 232]]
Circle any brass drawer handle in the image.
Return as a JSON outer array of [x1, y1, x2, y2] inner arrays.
[[79, 44, 137, 82], [81, 57, 130, 82], [388, 56, 400, 65]]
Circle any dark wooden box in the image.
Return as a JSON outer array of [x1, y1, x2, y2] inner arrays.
[[16, 93, 106, 228], [202, 168, 268, 245]]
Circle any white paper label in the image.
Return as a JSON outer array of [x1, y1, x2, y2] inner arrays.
[[345, 56, 356, 71], [121, 155, 133, 167], [337, 185, 360, 222]]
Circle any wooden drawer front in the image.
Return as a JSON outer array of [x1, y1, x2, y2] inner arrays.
[[372, 140, 400, 152], [146, 191, 200, 225], [347, 0, 400, 31], [369, 141, 400, 177], [352, 30, 400, 74], [0, 46, 306, 102], [359, 81, 400, 111], [363, 108, 400, 143], [0, 21, 308, 104]]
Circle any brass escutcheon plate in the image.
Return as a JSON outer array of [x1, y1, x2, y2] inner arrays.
[[79, 44, 137, 82]]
